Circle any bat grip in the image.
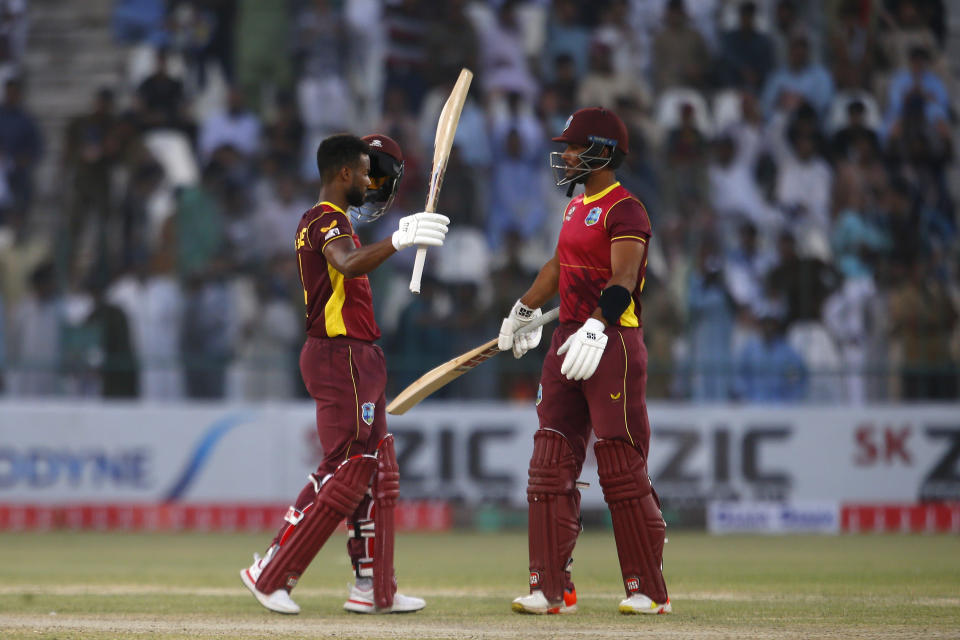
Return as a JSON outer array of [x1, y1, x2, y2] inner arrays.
[[409, 246, 428, 293], [516, 307, 560, 335]]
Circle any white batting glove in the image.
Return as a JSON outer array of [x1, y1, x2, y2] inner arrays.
[[391, 212, 450, 251], [557, 318, 607, 380], [498, 300, 542, 359]]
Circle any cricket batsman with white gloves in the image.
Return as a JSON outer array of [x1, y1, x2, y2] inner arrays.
[[499, 107, 670, 616], [241, 133, 447, 615]]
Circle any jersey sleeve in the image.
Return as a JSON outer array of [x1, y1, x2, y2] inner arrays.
[[605, 198, 651, 245], [306, 210, 353, 252]]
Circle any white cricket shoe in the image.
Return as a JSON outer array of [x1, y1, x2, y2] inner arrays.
[[511, 589, 578, 615], [240, 551, 300, 615], [618, 593, 671, 615], [343, 583, 425, 614]]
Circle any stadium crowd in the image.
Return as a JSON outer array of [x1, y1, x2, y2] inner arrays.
[[0, 0, 956, 404]]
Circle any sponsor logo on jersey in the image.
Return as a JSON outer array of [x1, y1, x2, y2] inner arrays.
[[324, 227, 341, 240], [361, 402, 375, 425], [536, 384, 542, 406], [610, 392, 622, 401], [321, 222, 338, 232], [564, 205, 576, 222], [585, 206, 602, 226]]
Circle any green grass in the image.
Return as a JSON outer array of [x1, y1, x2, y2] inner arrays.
[[0, 530, 957, 639]]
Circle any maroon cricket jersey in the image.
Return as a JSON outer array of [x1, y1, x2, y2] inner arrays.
[[556, 182, 651, 326], [295, 201, 380, 341]]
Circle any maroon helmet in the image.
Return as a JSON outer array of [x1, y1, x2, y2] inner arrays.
[[355, 134, 405, 222], [550, 107, 629, 190]]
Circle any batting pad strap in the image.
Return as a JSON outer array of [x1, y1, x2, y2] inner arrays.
[[256, 454, 377, 594], [598, 285, 631, 327], [347, 496, 376, 578], [595, 439, 668, 604], [527, 429, 582, 605], [373, 434, 400, 610], [284, 506, 306, 526]]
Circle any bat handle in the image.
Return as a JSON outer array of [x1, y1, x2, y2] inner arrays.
[[516, 307, 560, 335], [409, 246, 428, 293]]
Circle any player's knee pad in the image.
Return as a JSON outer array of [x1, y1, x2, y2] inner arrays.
[[595, 438, 668, 603], [256, 453, 377, 594], [526, 429, 582, 604]]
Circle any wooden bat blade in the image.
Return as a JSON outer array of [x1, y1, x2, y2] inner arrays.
[[410, 68, 473, 294], [386, 339, 499, 415], [386, 307, 559, 415]]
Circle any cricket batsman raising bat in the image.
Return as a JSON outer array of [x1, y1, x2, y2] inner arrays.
[[409, 68, 473, 293], [241, 133, 450, 617]]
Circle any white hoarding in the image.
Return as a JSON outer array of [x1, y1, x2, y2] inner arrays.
[[1, 402, 958, 507]]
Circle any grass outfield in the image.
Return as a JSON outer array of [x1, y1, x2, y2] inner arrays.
[[0, 531, 957, 639]]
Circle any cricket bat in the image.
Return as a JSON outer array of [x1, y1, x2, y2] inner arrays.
[[387, 307, 560, 415], [409, 68, 473, 293]]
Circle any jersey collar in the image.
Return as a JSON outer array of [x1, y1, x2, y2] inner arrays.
[[317, 200, 346, 214], [582, 181, 620, 205]]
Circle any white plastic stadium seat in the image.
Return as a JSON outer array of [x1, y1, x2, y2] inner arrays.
[[655, 87, 713, 137], [825, 90, 882, 134], [125, 42, 187, 89], [143, 130, 199, 187], [712, 89, 743, 133]]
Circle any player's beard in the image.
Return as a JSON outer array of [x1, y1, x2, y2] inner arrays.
[[346, 184, 366, 208]]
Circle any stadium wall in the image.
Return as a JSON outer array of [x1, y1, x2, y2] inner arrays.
[[1, 401, 957, 534]]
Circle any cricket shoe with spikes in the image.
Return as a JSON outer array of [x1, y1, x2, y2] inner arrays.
[[343, 583, 426, 614], [511, 588, 578, 615], [618, 593, 671, 615], [240, 547, 300, 614]]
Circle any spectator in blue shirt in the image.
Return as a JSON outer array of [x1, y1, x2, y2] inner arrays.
[[735, 311, 808, 402], [542, 0, 591, 82], [686, 239, 736, 401], [761, 33, 833, 117], [0, 77, 42, 211], [717, 1, 776, 91], [883, 45, 950, 139], [487, 127, 547, 249]]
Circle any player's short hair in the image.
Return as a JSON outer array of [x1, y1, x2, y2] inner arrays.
[[316, 134, 370, 183]]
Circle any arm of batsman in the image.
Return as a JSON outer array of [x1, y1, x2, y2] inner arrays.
[[392, 212, 450, 251], [498, 300, 542, 359], [557, 317, 607, 380]]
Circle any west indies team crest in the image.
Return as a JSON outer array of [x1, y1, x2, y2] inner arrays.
[[361, 402, 375, 425], [585, 206, 602, 226]]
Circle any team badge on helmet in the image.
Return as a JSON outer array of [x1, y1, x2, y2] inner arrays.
[[361, 402, 375, 425], [585, 206, 602, 226]]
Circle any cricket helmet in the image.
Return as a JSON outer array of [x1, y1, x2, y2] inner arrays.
[[550, 107, 629, 189], [353, 134, 404, 223]]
